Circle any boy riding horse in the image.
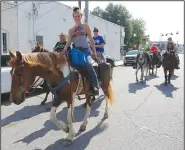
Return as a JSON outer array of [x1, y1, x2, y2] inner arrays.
[[133, 37, 152, 69], [150, 43, 161, 67], [162, 37, 180, 69]]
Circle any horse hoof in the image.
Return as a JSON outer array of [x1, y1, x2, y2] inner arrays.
[[83, 103, 87, 107], [141, 80, 143, 83], [92, 97, 96, 102], [80, 124, 86, 132], [168, 81, 171, 84], [40, 101, 45, 105], [136, 79, 138, 83], [103, 113, 108, 120], [62, 139, 73, 147]]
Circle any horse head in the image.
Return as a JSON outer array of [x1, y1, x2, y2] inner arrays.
[[138, 51, 145, 65], [8, 51, 37, 105]]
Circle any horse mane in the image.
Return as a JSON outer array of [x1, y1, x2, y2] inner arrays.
[[9, 52, 67, 77]]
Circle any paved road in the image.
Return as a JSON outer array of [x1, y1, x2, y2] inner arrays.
[[1, 54, 184, 150]]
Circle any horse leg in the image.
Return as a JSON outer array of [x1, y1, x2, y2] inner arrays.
[[164, 69, 167, 85], [80, 95, 92, 131], [50, 106, 69, 133], [168, 70, 172, 84], [135, 65, 139, 82], [152, 65, 154, 74], [140, 67, 144, 83], [145, 65, 149, 80], [62, 97, 76, 146], [101, 82, 114, 119], [40, 90, 50, 105], [155, 65, 157, 75]]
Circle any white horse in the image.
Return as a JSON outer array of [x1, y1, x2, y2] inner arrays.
[[135, 50, 149, 83]]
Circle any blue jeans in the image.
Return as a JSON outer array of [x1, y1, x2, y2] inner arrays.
[[83, 49, 99, 88]]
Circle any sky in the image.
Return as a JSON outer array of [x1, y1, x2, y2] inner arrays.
[[60, 1, 184, 44]]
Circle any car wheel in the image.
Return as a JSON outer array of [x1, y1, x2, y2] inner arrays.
[[124, 63, 127, 66]]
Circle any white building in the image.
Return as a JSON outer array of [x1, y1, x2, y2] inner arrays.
[[2, 1, 125, 60], [1, 1, 18, 55]]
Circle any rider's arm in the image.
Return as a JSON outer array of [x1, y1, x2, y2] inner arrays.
[[84, 24, 96, 52], [53, 42, 59, 51], [95, 36, 105, 48], [173, 43, 176, 52], [64, 29, 72, 49]]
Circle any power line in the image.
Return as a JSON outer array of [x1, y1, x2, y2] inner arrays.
[[2, 1, 26, 11]]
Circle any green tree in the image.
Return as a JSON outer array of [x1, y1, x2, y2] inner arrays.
[[91, 3, 146, 49], [129, 18, 146, 48]]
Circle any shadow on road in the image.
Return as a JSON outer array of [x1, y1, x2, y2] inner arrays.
[[171, 74, 179, 80], [1, 102, 52, 127], [146, 74, 159, 81], [128, 82, 149, 94], [13, 96, 105, 145], [1, 88, 46, 106], [154, 83, 179, 98], [44, 120, 108, 150]]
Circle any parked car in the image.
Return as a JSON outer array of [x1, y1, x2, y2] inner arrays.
[[124, 50, 138, 66], [1, 55, 44, 95]]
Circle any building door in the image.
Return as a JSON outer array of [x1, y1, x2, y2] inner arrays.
[[36, 35, 43, 46], [1, 31, 9, 55]]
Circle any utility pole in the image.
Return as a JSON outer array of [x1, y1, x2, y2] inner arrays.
[[32, 2, 37, 46], [84, 0, 89, 23], [78, 0, 81, 9], [14, 1, 19, 51]]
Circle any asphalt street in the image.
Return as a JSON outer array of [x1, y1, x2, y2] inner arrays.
[[1, 54, 184, 150]]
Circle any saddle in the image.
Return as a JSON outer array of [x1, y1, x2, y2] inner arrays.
[[67, 48, 112, 83]]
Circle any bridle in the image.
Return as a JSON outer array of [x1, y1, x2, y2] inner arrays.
[[11, 60, 43, 94]]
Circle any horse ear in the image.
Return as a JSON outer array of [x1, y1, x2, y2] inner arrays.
[[16, 51, 23, 62], [9, 49, 16, 59]]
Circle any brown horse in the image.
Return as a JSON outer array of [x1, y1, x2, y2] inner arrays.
[[162, 50, 176, 85], [149, 52, 159, 75], [32, 43, 51, 105], [8, 50, 114, 146]]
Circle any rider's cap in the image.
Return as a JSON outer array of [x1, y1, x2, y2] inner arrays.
[[168, 37, 172, 40], [93, 27, 99, 32], [58, 32, 65, 36]]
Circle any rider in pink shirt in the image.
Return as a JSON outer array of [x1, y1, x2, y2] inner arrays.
[[150, 43, 158, 53]]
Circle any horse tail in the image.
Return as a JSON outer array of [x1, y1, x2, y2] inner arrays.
[[106, 81, 115, 105]]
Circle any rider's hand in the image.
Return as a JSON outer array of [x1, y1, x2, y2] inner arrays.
[[63, 47, 67, 53], [92, 51, 97, 58]]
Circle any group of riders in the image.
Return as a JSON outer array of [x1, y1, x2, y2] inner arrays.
[[133, 36, 180, 70], [36, 6, 180, 96]]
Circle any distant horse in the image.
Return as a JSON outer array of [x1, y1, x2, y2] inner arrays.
[[135, 50, 149, 83], [162, 50, 176, 85], [8, 50, 114, 146], [32, 43, 51, 105], [149, 51, 159, 75]]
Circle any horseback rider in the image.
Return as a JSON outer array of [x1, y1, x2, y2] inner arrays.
[[93, 27, 106, 63], [63, 7, 99, 95], [150, 43, 161, 66], [53, 33, 71, 52], [133, 37, 151, 69], [162, 37, 180, 69]]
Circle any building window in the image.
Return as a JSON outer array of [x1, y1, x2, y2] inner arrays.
[[36, 35, 43, 46], [2, 33, 8, 54]]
